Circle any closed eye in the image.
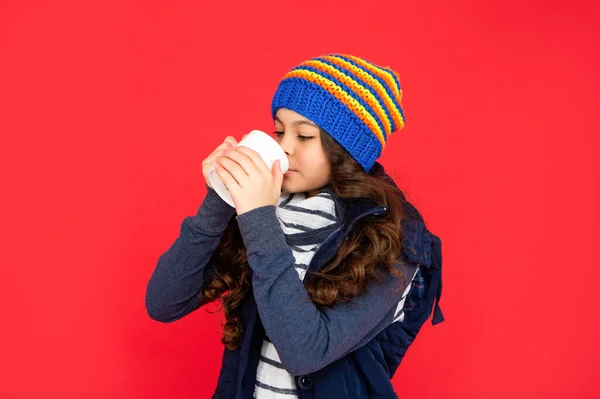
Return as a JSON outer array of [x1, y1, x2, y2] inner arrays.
[[273, 131, 313, 141]]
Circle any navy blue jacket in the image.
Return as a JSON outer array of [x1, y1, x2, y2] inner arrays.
[[145, 162, 444, 399]]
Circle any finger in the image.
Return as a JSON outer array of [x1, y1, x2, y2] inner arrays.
[[207, 134, 248, 164], [223, 135, 238, 148], [204, 138, 236, 168], [219, 133, 248, 153], [233, 146, 270, 174], [219, 149, 257, 182], [221, 134, 247, 153], [216, 153, 250, 186], [209, 139, 235, 160], [204, 149, 225, 168], [214, 162, 240, 192], [216, 142, 235, 154], [272, 160, 284, 186]]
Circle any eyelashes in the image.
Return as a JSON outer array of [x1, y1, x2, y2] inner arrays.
[[272, 131, 314, 141]]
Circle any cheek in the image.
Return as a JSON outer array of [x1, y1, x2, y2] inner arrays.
[[304, 153, 330, 175]]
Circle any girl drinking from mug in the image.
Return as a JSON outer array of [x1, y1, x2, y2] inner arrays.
[[145, 54, 444, 399]]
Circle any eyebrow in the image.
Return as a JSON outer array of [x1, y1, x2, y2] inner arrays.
[[274, 116, 319, 128]]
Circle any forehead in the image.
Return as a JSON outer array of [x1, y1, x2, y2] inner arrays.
[[274, 108, 319, 129]]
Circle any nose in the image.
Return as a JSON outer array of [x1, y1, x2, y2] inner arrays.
[[277, 132, 294, 156]]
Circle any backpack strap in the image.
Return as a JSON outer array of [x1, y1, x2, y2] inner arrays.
[[430, 233, 444, 325], [402, 219, 445, 326]]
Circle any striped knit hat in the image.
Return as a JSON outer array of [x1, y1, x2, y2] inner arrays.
[[271, 54, 405, 173]]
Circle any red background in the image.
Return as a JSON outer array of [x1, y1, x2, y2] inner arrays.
[[1, 1, 598, 398]]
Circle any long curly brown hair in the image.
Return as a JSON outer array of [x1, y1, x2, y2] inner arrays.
[[201, 129, 410, 351]]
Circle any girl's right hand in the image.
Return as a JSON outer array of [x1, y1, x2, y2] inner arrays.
[[202, 134, 247, 189]]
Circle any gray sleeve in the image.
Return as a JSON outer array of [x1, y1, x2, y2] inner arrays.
[[235, 205, 417, 376], [145, 185, 236, 322]]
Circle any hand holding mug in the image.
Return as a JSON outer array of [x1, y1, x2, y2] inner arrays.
[[202, 134, 248, 190], [214, 146, 284, 216], [208, 130, 289, 210]]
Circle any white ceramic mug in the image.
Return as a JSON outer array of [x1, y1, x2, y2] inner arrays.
[[208, 130, 289, 207]]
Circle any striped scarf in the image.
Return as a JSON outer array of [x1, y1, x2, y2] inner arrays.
[[253, 188, 342, 398]]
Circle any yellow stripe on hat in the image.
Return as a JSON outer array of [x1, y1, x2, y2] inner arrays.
[[299, 59, 392, 138], [342, 55, 405, 130], [284, 69, 386, 149], [324, 55, 403, 134]]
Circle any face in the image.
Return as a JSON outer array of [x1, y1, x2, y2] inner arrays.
[[272, 108, 331, 198]]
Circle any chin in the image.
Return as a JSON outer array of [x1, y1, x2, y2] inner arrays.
[[282, 180, 302, 194]]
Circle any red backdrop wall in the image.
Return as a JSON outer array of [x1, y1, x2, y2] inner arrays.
[[1, 1, 598, 398]]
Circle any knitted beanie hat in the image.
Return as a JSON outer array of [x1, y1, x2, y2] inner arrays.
[[271, 54, 406, 173]]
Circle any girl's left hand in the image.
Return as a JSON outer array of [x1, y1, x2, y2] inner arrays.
[[214, 146, 284, 216]]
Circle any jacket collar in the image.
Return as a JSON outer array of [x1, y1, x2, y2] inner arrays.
[[310, 162, 433, 270]]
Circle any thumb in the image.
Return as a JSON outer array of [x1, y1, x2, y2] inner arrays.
[[272, 160, 284, 183]]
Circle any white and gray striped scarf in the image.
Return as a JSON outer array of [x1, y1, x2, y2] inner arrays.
[[253, 187, 342, 398]]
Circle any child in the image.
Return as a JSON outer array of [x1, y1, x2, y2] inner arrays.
[[145, 54, 444, 399]]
